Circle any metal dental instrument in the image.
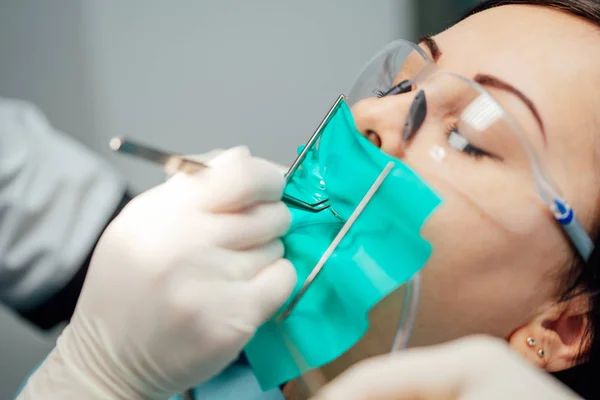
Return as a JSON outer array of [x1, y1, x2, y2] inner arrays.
[[109, 137, 208, 175], [277, 161, 395, 321], [109, 137, 329, 213], [109, 95, 345, 214], [285, 94, 345, 183], [110, 137, 327, 215], [281, 95, 346, 214]]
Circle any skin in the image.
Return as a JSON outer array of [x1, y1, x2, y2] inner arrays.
[[285, 5, 600, 398]]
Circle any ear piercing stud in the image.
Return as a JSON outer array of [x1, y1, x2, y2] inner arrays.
[[527, 337, 545, 359], [537, 349, 545, 358]]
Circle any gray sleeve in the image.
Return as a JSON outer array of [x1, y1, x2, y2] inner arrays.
[[0, 98, 125, 312]]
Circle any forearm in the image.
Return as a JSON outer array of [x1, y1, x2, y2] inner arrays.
[[18, 192, 133, 329], [0, 98, 128, 323]]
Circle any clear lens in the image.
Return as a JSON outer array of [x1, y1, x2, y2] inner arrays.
[[402, 69, 558, 233], [347, 40, 431, 107], [347, 39, 564, 234]]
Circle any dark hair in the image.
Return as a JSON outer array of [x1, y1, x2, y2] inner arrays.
[[461, 1, 600, 398], [466, 0, 600, 21]]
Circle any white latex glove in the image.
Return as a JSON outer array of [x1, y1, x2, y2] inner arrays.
[[19, 146, 297, 400], [183, 150, 289, 175], [314, 336, 581, 400]]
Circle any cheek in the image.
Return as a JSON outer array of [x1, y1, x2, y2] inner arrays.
[[403, 124, 541, 234], [405, 173, 570, 346], [312, 159, 571, 380]]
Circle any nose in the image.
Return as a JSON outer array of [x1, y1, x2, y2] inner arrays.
[[351, 90, 427, 158]]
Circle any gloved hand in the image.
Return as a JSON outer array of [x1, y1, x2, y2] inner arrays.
[[19, 146, 297, 400], [183, 149, 288, 175], [313, 336, 581, 400]]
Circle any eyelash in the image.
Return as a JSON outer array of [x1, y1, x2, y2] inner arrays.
[[374, 80, 414, 99], [444, 122, 491, 159]]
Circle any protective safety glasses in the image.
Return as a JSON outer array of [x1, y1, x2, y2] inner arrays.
[[287, 39, 593, 261]]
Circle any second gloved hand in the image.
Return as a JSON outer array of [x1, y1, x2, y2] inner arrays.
[[19, 146, 296, 400], [314, 336, 581, 400]]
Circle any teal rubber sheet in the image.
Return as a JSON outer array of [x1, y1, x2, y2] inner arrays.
[[244, 100, 442, 390]]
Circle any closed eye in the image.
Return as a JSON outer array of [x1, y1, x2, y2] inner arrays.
[[445, 123, 502, 161]]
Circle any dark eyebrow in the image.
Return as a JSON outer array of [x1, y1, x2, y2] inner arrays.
[[418, 35, 546, 144], [473, 74, 546, 144], [418, 35, 441, 62]]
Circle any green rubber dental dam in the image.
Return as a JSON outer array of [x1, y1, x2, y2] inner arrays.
[[244, 98, 442, 391]]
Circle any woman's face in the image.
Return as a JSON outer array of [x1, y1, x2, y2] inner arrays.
[[349, 5, 600, 365]]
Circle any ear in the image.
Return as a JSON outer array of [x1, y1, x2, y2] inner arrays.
[[508, 295, 591, 372]]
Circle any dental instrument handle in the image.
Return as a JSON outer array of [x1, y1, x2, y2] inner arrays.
[[286, 95, 345, 183], [109, 137, 207, 175], [109, 137, 326, 214]]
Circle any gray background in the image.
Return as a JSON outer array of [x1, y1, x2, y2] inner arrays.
[[0, 1, 414, 397]]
